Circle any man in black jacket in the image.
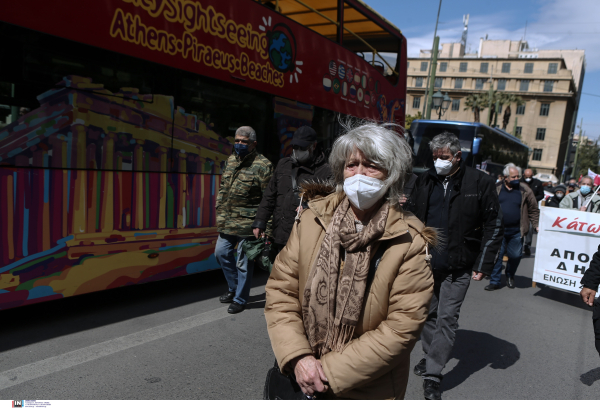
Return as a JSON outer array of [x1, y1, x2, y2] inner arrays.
[[580, 246, 600, 357], [522, 169, 544, 255], [407, 131, 504, 400], [252, 126, 332, 251], [545, 184, 566, 207]]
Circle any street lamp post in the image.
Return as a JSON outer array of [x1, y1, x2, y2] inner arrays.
[[432, 91, 451, 120]]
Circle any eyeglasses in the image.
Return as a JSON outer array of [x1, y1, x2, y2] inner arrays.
[[234, 138, 251, 145]]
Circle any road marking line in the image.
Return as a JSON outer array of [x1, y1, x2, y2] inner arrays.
[[0, 306, 231, 390]]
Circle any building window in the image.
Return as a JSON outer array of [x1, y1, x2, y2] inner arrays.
[[497, 79, 507, 90], [407, 61, 410, 68], [532, 148, 543, 161], [520, 80, 530, 91], [434, 77, 443, 88], [413, 96, 421, 109], [524, 62, 534, 73], [502, 62, 511, 73], [421, 61, 428, 72], [459, 62, 468, 72], [536, 128, 546, 140], [544, 81, 554, 92], [516, 103, 525, 115], [480, 62, 489, 73], [455, 78, 463, 89], [415, 77, 423, 87], [540, 103, 550, 116], [475, 78, 485, 90], [451, 99, 460, 111], [440, 62, 448, 72], [548, 63, 558, 74], [516, 126, 523, 136]]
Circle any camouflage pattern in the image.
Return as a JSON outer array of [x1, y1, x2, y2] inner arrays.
[[216, 150, 273, 236]]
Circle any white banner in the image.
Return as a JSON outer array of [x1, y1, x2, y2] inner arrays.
[[533, 207, 600, 294]]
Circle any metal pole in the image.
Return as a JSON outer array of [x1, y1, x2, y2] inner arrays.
[[486, 66, 494, 125], [336, 0, 343, 45], [561, 112, 580, 182], [10, 84, 18, 125], [513, 116, 518, 137], [423, 0, 443, 115], [425, 36, 440, 120], [572, 119, 583, 178]]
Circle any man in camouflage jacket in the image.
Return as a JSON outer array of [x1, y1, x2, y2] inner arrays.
[[215, 126, 273, 314]]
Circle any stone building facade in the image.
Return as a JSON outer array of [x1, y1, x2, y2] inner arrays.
[[406, 39, 585, 175]]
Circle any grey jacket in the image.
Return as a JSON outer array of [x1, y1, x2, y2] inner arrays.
[[559, 191, 600, 213]]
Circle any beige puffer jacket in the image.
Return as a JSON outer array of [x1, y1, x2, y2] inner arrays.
[[264, 184, 434, 399]]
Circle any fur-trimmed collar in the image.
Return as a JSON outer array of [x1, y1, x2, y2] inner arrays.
[[299, 180, 337, 202]]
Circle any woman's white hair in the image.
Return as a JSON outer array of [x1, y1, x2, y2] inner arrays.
[[503, 162, 522, 177], [329, 120, 412, 210]]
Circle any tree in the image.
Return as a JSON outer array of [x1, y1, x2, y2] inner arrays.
[[405, 111, 422, 130], [500, 93, 524, 130], [464, 94, 487, 123], [575, 141, 600, 177]]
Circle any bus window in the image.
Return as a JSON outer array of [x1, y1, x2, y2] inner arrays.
[[177, 75, 270, 170], [410, 122, 476, 172]]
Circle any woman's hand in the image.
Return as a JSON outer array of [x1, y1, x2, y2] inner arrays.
[[291, 354, 329, 396]]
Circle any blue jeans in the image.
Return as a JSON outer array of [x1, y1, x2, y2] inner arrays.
[[214, 233, 255, 305], [490, 228, 523, 286]]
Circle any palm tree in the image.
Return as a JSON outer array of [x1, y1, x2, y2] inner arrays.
[[464, 94, 487, 123], [500, 94, 524, 130]]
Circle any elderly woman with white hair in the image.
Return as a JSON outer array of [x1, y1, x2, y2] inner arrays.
[[264, 123, 436, 399]]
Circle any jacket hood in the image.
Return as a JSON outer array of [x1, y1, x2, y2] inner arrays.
[[300, 181, 438, 247]]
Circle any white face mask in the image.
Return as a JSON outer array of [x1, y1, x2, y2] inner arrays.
[[525, 178, 532, 182], [343, 174, 387, 211], [434, 153, 457, 176], [293, 147, 312, 164]]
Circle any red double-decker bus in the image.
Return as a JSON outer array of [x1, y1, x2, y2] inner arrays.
[[0, 0, 407, 310]]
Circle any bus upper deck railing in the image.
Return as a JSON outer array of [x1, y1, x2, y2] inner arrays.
[[266, 0, 399, 76]]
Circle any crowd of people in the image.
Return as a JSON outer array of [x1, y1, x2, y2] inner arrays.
[[212, 123, 600, 400]]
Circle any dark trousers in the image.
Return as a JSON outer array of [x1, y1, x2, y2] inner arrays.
[[594, 300, 600, 357], [491, 228, 523, 286], [421, 269, 471, 381]]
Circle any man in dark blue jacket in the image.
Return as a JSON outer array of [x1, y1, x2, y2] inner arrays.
[[407, 131, 504, 400]]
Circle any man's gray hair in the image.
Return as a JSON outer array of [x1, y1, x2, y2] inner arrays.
[[329, 121, 412, 209], [235, 126, 257, 142], [429, 131, 462, 155], [503, 162, 522, 177], [581, 175, 593, 184]]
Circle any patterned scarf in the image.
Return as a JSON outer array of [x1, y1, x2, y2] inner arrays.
[[302, 197, 389, 357]]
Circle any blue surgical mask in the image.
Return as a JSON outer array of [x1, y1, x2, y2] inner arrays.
[[234, 144, 250, 158], [509, 180, 520, 188], [580, 185, 592, 195]]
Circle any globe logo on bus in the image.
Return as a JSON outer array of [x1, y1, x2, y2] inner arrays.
[[269, 31, 293, 71], [266, 22, 299, 77]]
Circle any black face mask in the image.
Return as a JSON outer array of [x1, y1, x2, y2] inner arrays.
[[508, 180, 520, 188]]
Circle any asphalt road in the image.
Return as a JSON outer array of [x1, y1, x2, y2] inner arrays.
[[1, 234, 599, 400]]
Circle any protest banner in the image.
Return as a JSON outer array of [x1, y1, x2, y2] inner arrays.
[[534, 207, 600, 295]]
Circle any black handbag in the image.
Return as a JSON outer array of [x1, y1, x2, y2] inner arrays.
[[263, 360, 314, 400]]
